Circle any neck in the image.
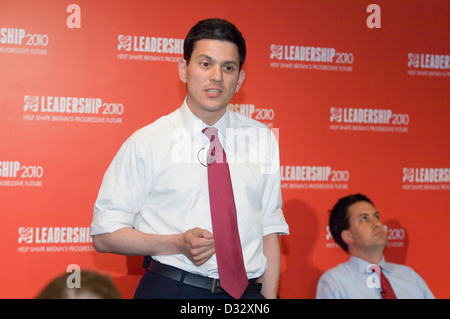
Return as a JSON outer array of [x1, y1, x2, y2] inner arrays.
[[201, 110, 226, 126], [349, 247, 384, 265], [185, 98, 227, 126]]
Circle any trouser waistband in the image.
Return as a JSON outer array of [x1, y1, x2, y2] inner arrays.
[[143, 257, 261, 295]]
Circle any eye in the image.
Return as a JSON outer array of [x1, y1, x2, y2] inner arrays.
[[201, 61, 210, 68], [359, 215, 368, 222], [223, 65, 234, 72]]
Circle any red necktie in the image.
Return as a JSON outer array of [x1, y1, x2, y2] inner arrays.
[[203, 127, 248, 299], [379, 267, 397, 299]]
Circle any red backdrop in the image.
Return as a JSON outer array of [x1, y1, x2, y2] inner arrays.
[[1, 0, 448, 299]]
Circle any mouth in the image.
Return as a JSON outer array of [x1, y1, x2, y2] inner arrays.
[[374, 230, 386, 237], [204, 88, 223, 97]]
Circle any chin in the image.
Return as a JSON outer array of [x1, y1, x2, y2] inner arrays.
[[201, 103, 227, 113]]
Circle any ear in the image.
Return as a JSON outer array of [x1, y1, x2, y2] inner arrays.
[[234, 69, 246, 93], [178, 58, 187, 83], [341, 229, 353, 245]]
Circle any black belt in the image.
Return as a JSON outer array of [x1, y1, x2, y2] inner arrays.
[[144, 258, 262, 295]]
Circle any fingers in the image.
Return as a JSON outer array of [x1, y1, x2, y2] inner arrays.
[[183, 228, 215, 266], [191, 227, 213, 240], [191, 244, 215, 266]]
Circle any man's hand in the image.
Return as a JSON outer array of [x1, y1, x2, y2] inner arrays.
[[179, 228, 215, 266]]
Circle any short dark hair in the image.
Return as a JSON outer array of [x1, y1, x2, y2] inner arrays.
[[35, 270, 121, 299], [329, 193, 374, 252], [183, 18, 246, 70]]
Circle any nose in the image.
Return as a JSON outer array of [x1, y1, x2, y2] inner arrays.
[[210, 65, 223, 82], [373, 218, 383, 229]]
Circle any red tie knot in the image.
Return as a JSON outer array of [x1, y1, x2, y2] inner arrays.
[[203, 127, 218, 142]]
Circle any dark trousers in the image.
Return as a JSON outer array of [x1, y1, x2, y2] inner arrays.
[[134, 270, 265, 299]]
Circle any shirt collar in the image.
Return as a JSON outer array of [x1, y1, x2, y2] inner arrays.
[[212, 108, 231, 139], [379, 257, 392, 274], [179, 97, 231, 139], [348, 255, 388, 276], [179, 98, 205, 138]]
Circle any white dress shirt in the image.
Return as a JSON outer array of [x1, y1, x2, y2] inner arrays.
[[91, 99, 289, 279], [316, 255, 435, 299]]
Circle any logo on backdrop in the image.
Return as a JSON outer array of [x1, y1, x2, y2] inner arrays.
[[0, 27, 48, 55], [23, 95, 124, 124], [269, 44, 353, 72], [0, 160, 43, 187], [18, 226, 93, 253], [281, 164, 350, 190], [228, 103, 276, 128], [117, 34, 183, 62], [329, 107, 409, 133], [402, 167, 450, 191], [407, 52, 449, 77]]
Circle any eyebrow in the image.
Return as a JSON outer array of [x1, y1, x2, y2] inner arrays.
[[357, 211, 380, 218]]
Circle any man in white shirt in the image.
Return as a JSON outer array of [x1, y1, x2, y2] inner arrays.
[[90, 18, 289, 299], [316, 193, 434, 299]]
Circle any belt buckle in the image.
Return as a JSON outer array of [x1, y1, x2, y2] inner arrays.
[[211, 278, 220, 293]]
